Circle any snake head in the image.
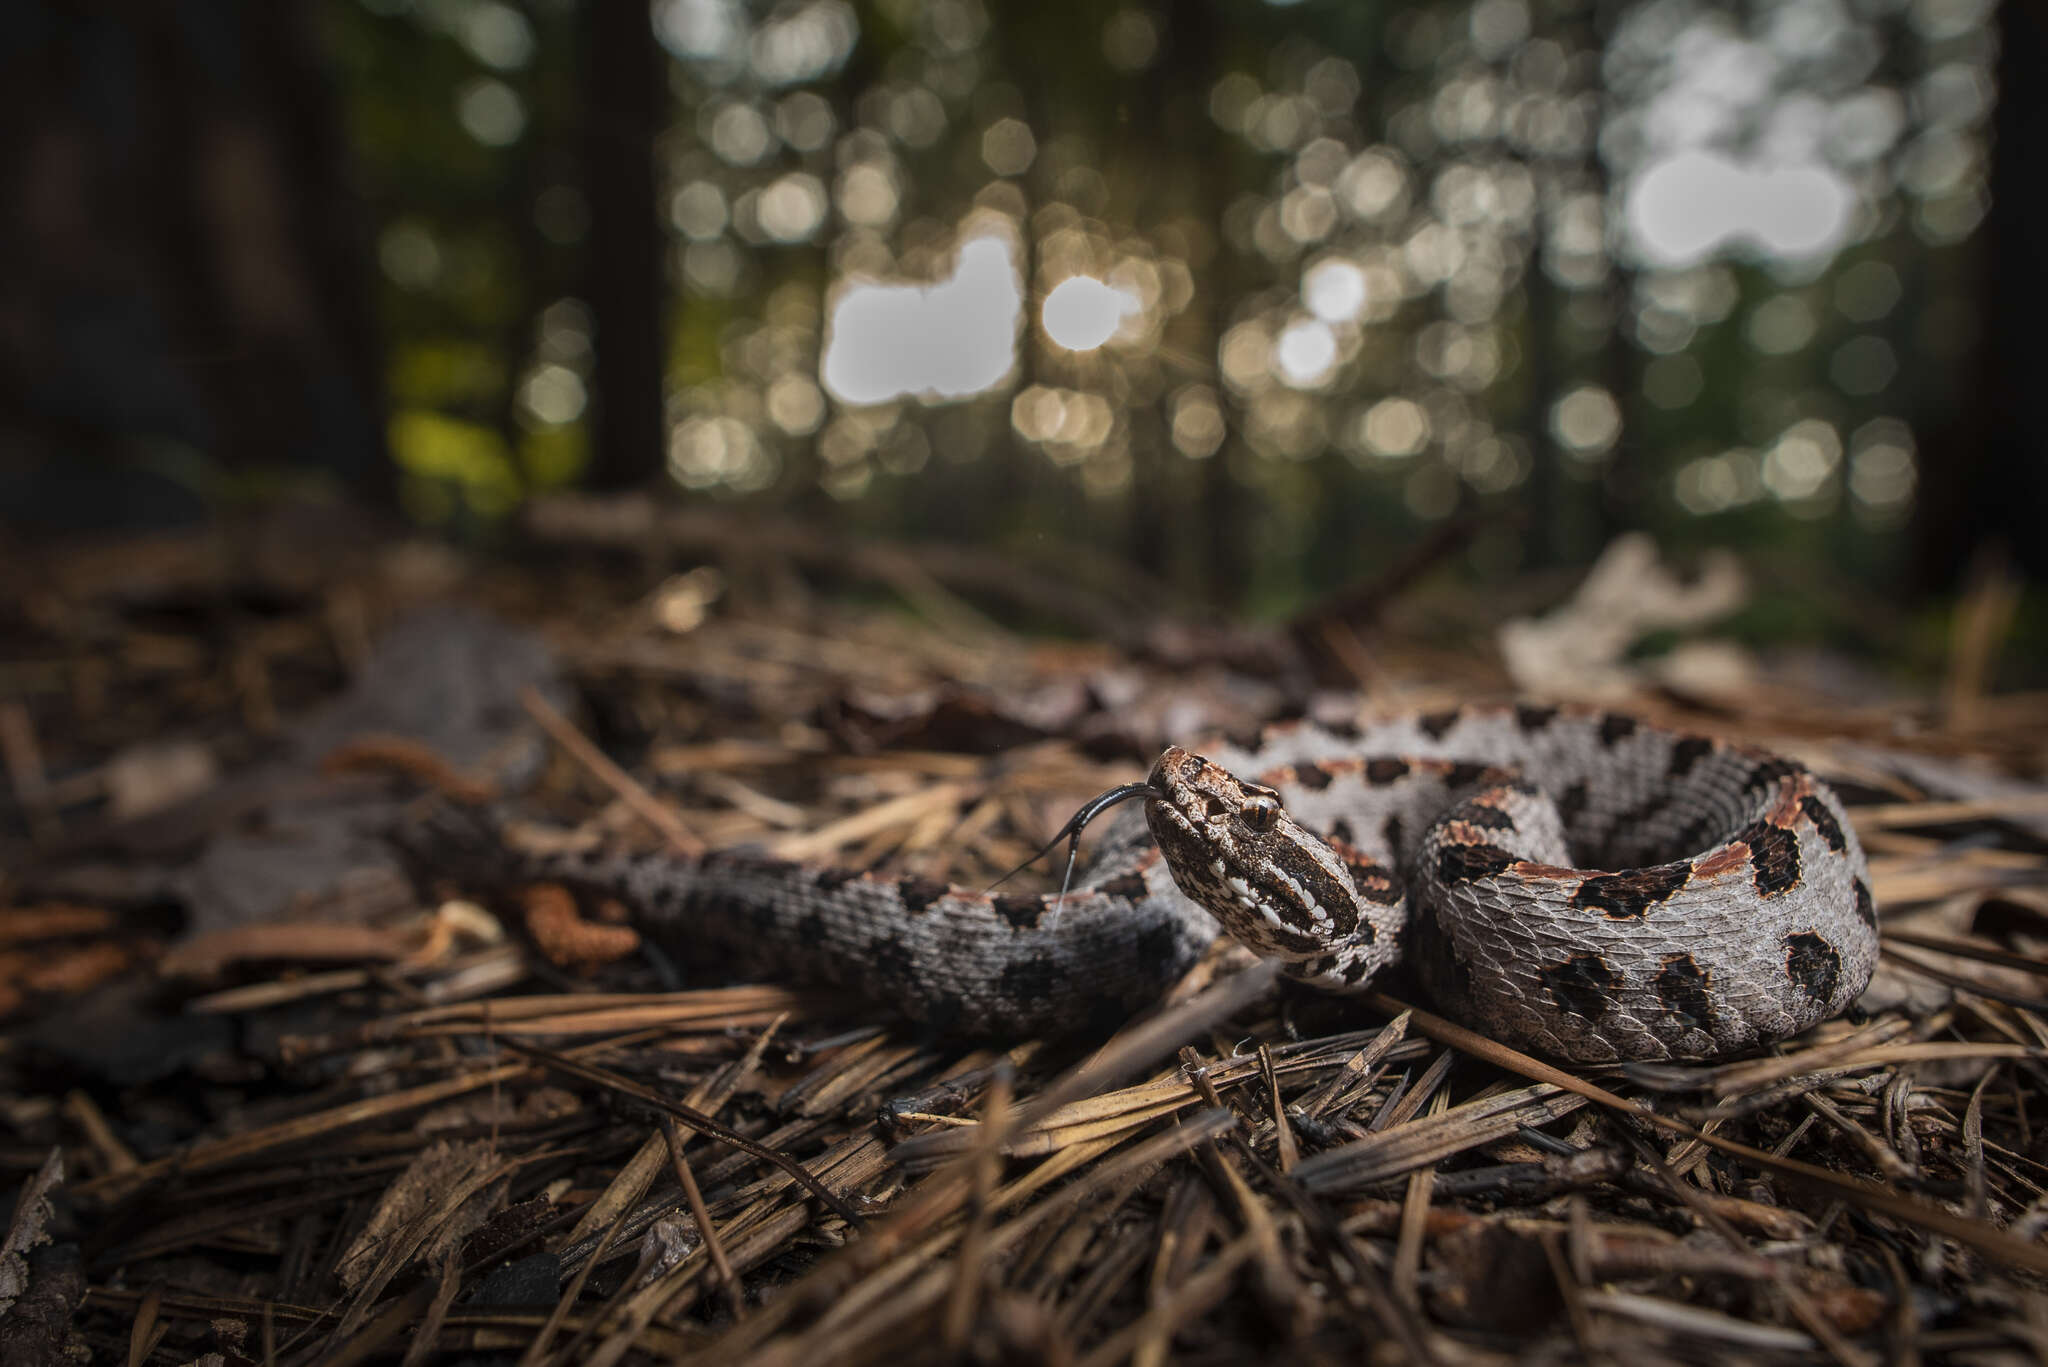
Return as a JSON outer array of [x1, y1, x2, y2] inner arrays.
[[1143, 745, 1367, 954]]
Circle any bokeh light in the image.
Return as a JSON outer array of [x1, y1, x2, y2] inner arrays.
[[820, 234, 1022, 405], [1041, 276, 1140, 352], [337, 0, 2004, 588]]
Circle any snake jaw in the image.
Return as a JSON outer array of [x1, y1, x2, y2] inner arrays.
[[1144, 746, 1366, 959]]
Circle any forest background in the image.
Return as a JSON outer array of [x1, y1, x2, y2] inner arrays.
[[2, 0, 2040, 674]]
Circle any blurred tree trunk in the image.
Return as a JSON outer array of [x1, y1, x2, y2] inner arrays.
[[1174, 0, 1252, 611], [1121, 10, 1177, 586], [579, 3, 665, 489], [1912, 0, 2048, 588], [0, 2, 388, 527]]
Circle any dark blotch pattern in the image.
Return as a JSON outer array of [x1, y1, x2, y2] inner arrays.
[[870, 934, 916, 987], [1328, 818, 1356, 844], [1419, 709, 1462, 740], [1742, 758, 1801, 794], [1854, 879, 1876, 930], [1444, 761, 1491, 790], [1609, 793, 1673, 836], [1539, 952, 1619, 1021], [1556, 781, 1588, 824], [741, 895, 779, 933], [814, 867, 862, 892], [1515, 703, 1558, 732], [1798, 795, 1847, 853], [1366, 758, 1411, 785], [1267, 926, 1326, 956], [1667, 736, 1715, 779], [793, 907, 831, 948], [1382, 813, 1405, 855], [897, 875, 952, 913], [1654, 954, 1714, 1032], [920, 992, 965, 1033], [1598, 713, 1639, 746], [998, 950, 1065, 1005], [1735, 821, 1802, 897], [1670, 811, 1722, 860], [1572, 861, 1694, 919], [1292, 761, 1335, 791], [1344, 862, 1397, 913], [1783, 931, 1841, 1003], [1341, 957, 1373, 984], [1437, 842, 1517, 885], [992, 894, 1046, 930], [1457, 803, 1518, 833], [1097, 873, 1150, 901], [730, 853, 802, 879]]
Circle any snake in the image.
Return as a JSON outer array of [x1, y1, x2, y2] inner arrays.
[[411, 703, 1880, 1063]]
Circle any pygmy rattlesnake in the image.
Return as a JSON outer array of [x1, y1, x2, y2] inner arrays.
[[415, 703, 1879, 1063]]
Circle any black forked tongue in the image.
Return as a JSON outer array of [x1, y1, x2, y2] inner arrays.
[[987, 780, 1158, 911]]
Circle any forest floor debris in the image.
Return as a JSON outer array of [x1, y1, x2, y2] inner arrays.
[[2, 521, 2046, 1364]]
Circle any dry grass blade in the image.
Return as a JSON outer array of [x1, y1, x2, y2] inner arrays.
[[686, 1110, 1242, 1367], [1674, 1016, 1918, 1097], [940, 1064, 1012, 1349], [75, 1061, 536, 1201], [492, 1037, 865, 1229], [661, 1118, 742, 1320], [1882, 928, 2048, 978], [1881, 942, 2048, 1012], [768, 780, 979, 861], [1620, 1131, 1876, 1367], [1071, 1234, 1260, 1367], [521, 685, 704, 856], [1579, 1291, 1817, 1351], [1291, 1082, 1588, 1192], [1257, 1043, 1298, 1171], [1854, 791, 2048, 829], [1390, 1086, 1449, 1306], [281, 984, 817, 1060], [1292, 1009, 1411, 1118], [1364, 991, 2048, 1275]]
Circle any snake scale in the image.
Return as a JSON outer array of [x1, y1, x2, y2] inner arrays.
[[417, 704, 1879, 1063]]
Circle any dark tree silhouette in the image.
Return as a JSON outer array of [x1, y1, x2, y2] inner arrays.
[[0, 2, 386, 528], [578, 1, 665, 490], [1913, 0, 2048, 589]]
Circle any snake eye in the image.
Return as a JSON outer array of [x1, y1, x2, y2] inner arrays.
[[1240, 790, 1281, 833]]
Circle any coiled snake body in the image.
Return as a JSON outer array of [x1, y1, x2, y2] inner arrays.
[[439, 704, 1878, 1062]]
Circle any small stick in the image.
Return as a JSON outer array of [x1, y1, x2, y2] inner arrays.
[[941, 1063, 1013, 1349], [521, 686, 704, 856], [662, 1117, 744, 1322]]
